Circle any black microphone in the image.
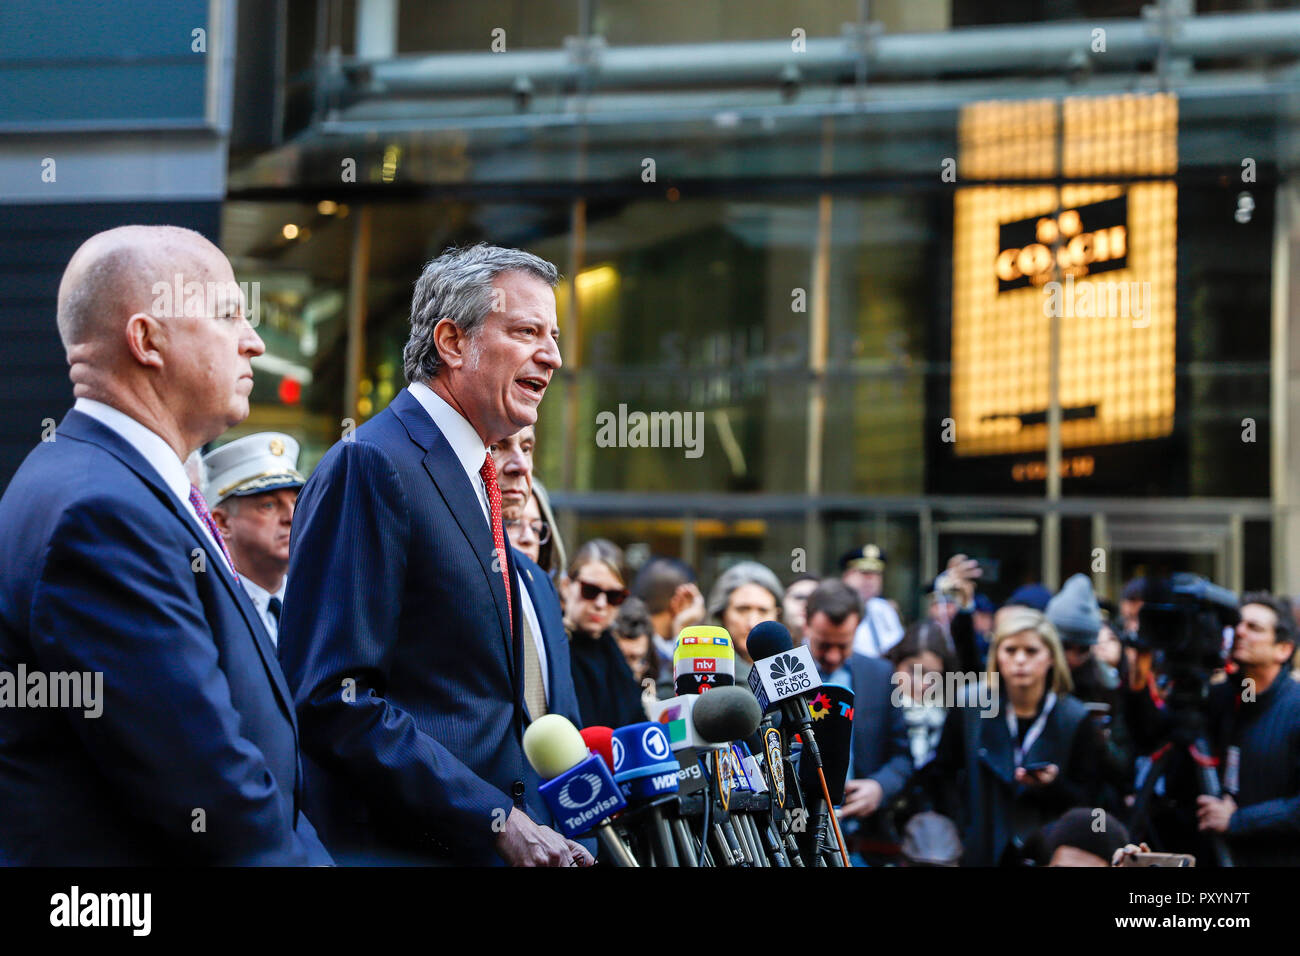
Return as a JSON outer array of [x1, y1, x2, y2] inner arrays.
[[746, 621, 825, 773], [798, 683, 855, 866], [691, 686, 765, 866]]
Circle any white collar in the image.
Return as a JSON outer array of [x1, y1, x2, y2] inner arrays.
[[407, 382, 489, 485], [74, 397, 191, 505], [240, 575, 286, 607]]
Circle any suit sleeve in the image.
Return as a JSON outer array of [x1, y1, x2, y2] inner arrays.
[[278, 439, 512, 859], [29, 496, 312, 864], [865, 664, 914, 804]]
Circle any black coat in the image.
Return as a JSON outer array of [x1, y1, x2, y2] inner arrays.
[[567, 626, 646, 729], [929, 684, 1102, 866]]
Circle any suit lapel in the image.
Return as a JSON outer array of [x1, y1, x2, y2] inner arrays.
[[391, 391, 518, 677], [59, 411, 298, 728]]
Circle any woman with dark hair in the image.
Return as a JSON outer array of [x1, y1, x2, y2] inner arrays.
[[887, 620, 956, 769], [926, 607, 1103, 866], [563, 539, 645, 728]]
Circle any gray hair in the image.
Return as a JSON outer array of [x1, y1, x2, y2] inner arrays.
[[403, 243, 559, 384], [707, 561, 784, 623]]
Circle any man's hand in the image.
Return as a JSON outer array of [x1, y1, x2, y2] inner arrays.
[[670, 583, 706, 634], [1196, 794, 1236, 834], [839, 778, 884, 819], [938, 553, 982, 607], [1110, 842, 1152, 866], [494, 807, 595, 867], [1014, 764, 1059, 787]]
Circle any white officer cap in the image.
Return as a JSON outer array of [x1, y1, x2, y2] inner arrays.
[[202, 432, 304, 506]]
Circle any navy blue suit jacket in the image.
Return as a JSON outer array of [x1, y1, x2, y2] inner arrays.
[[0, 410, 329, 865], [280, 389, 545, 864], [848, 653, 913, 804]]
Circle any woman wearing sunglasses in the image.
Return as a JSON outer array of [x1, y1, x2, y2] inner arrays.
[[563, 539, 646, 728]]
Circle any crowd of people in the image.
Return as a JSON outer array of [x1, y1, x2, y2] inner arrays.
[[467, 409, 1300, 866], [2, 229, 1296, 867]]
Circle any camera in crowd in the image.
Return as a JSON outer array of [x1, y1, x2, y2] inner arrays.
[[1133, 573, 1239, 702]]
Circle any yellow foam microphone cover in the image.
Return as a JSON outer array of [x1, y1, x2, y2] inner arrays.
[[522, 713, 590, 780]]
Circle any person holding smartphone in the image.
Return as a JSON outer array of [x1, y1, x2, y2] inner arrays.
[[926, 607, 1104, 865]]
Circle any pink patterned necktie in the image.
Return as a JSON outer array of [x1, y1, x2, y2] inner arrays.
[[479, 457, 513, 633], [189, 484, 239, 582]]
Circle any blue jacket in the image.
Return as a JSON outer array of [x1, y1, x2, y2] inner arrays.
[[279, 389, 545, 864], [849, 653, 914, 804], [0, 410, 329, 864]]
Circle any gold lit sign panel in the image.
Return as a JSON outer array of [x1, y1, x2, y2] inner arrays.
[[952, 94, 1178, 457]]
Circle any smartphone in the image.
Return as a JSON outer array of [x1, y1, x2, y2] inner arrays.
[[975, 558, 1001, 583], [1021, 761, 1054, 774], [1119, 852, 1196, 867]]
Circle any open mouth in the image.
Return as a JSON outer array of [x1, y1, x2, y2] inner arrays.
[[516, 376, 547, 397]]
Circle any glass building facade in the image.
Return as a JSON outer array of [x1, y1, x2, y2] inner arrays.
[[213, 0, 1300, 614]]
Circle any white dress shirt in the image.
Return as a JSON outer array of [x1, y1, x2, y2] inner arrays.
[[240, 575, 287, 646], [853, 596, 905, 658], [73, 398, 236, 577], [406, 383, 549, 700]]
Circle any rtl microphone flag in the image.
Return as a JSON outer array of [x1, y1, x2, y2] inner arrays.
[[672, 625, 735, 695]]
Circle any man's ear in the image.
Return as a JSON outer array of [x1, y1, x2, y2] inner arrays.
[[1276, 639, 1297, 667], [432, 317, 468, 370], [124, 311, 166, 369], [211, 506, 233, 538]]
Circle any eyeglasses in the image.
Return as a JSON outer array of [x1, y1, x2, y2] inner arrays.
[[503, 517, 550, 545], [577, 580, 629, 606]]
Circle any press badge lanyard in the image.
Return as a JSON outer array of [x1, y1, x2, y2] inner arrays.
[[1007, 691, 1057, 767]]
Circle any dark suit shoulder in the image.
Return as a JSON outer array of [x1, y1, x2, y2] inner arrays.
[[850, 652, 894, 685]]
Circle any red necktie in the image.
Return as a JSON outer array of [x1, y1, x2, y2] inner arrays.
[[189, 484, 239, 583], [479, 457, 513, 633]]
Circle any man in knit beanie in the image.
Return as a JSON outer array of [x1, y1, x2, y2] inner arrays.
[[1047, 574, 1133, 804]]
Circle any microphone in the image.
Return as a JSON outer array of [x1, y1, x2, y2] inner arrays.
[[689, 685, 766, 866], [746, 621, 823, 768], [580, 725, 616, 771], [521, 714, 637, 866], [798, 683, 855, 867], [612, 721, 682, 866], [745, 621, 851, 866], [691, 684, 763, 746], [673, 625, 735, 696], [800, 684, 854, 805]]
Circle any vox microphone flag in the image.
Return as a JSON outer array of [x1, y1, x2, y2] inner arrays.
[[672, 625, 735, 696]]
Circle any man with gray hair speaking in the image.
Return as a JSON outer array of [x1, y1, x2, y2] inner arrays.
[[280, 243, 591, 866]]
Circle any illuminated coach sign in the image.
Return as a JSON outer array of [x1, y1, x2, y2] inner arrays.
[[996, 196, 1128, 291], [951, 93, 1178, 458]]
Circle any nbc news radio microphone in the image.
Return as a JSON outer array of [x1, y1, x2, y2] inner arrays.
[[522, 714, 639, 866], [610, 721, 682, 866], [746, 620, 851, 866]]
